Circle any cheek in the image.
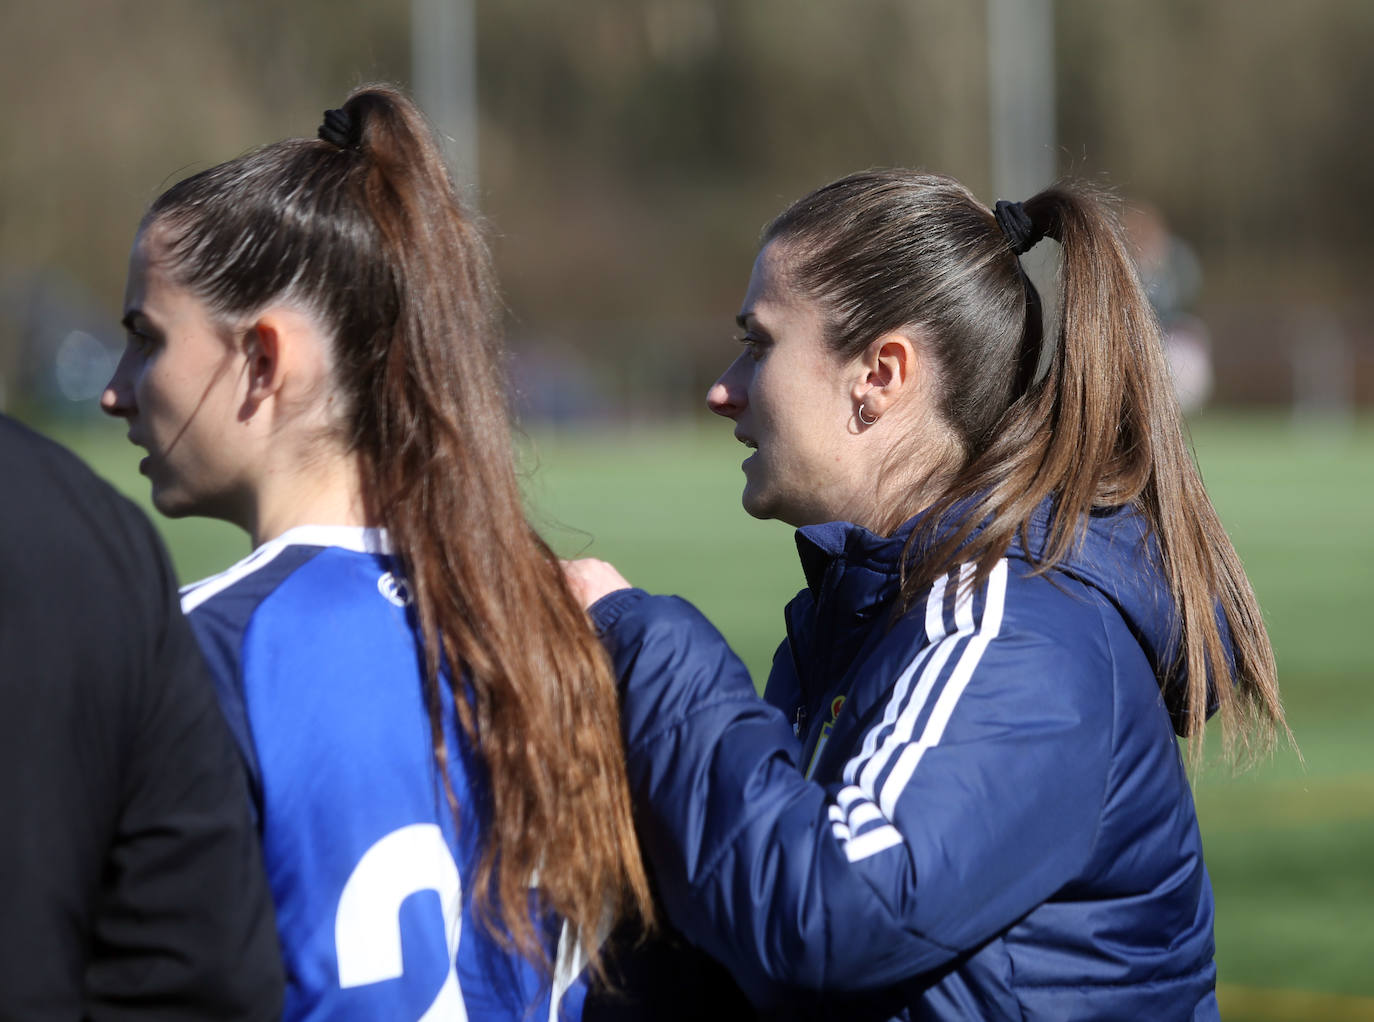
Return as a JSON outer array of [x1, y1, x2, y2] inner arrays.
[[135, 366, 170, 417], [146, 356, 212, 417], [748, 364, 785, 422], [768, 376, 832, 444]]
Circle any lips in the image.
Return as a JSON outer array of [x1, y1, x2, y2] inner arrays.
[[736, 434, 758, 474], [125, 432, 153, 474]]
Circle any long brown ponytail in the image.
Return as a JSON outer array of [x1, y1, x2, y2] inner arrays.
[[765, 171, 1287, 765], [144, 84, 651, 971]]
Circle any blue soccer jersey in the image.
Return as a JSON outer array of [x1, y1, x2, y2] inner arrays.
[[182, 526, 590, 1022]]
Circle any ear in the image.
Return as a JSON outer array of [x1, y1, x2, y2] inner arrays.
[[242, 317, 284, 405], [851, 329, 920, 418]]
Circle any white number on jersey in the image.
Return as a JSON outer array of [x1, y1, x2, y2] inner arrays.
[[335, 823, 467, 1021]]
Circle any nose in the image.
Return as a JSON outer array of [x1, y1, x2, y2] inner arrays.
[[706, 354, 748, 419], [100, 348, 136, 419]]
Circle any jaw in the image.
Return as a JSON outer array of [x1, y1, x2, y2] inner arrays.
[[739, 459, 772, 521], [740, 462, 802, 526]]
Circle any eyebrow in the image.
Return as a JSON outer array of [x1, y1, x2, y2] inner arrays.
[[121, 309, 148, 332], [735, 312, 752, 330]]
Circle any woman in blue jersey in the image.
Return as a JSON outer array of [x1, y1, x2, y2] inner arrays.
[[569, 172, 1291, 1020], [99, 86, 660, 1021]]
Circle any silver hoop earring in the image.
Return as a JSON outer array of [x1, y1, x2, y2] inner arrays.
[[858, 403, 878, 426]]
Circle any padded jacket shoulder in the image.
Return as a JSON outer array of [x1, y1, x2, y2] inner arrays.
[[592, 504, 1219, 1021]]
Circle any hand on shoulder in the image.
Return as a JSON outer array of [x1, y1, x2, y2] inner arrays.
[[561, 558, 633, 609]]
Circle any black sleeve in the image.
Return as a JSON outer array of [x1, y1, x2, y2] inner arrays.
[[0, 417, 283, 1020], [83, 506, 284, 1020]]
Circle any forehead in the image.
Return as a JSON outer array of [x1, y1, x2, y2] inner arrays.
[[740, 242, 802, 319], [125, 225, 197, 307], [740, 241, 832, 337], [122, 226, 227, 343], [123, 228, 163, 307]]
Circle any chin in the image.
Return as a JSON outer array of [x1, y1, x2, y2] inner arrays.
[[148, 475, 211, 521], [742, 488, 806, 527], [743, 503, 775, 523], [740, 485, 774, 522], [150, 487, 197, 519]]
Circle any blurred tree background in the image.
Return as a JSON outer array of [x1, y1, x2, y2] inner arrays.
[[1, 0, 1370, 417]]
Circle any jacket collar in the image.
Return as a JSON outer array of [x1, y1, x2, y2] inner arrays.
[[795, 518, 914, 597], [795, 497, 1226, 735], [792, 495, 982, 598]]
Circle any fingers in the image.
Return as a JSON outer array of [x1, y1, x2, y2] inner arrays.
[[561, 558, 633, 609]]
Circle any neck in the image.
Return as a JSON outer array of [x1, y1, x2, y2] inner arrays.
[[853, 418, 963, 537], [245, 450, 369, 549]]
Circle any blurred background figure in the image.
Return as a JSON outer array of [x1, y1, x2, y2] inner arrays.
[[1125, 202, 1215, 414]]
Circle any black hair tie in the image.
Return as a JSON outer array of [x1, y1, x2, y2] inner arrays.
[[994, 199, 1045, 255], [318, 107, 361, 150]]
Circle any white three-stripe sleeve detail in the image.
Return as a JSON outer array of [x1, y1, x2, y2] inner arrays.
[[876, 560, 1009, 819], [845, 802, 885, 830], [844, 826, 904, 862], [926, 569, 949, 641], [953, 561, 978, 631], [836, 785, 867, 810], [856, 637, 951, 793], [877, 744, 928, 821], [842, 573, 950, 786], [854, 562, 977, 794], [824, 562, 1010, 864], [918, 561, 1007, 746]]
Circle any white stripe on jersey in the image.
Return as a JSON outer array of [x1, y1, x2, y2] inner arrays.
[[549, 919, 590, 1022], [833, 560, 1010, 863], [180, 525, 391, 614]]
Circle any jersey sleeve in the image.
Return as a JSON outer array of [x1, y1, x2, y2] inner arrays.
[[184, 600, 266, 822], [590, 571, 1114, 1009]]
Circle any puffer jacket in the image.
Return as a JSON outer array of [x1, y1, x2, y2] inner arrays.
[[591, 502, 1219, 1021]]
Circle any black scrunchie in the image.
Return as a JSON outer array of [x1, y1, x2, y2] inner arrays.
[[318, 107, 361, 150], [994, 199, 1045, 255]]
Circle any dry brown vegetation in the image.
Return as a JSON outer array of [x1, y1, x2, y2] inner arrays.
[[2, 0, 1370, 411]]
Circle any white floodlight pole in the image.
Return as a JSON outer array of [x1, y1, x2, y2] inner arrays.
[[987, 0, 1056, 203], [988, 0, 1057, 302], [412, 0, 479, 202]]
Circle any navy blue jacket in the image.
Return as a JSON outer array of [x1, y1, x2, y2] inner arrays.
[[591, 505, 1219, 1021]]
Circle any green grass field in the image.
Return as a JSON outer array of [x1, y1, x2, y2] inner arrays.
[[32, 409, 1374, 1020]]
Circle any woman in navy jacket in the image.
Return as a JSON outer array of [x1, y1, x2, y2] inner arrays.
[[570, 171, 1289, 1020]]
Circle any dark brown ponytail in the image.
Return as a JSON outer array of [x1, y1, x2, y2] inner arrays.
[[765, 170, 1287, 765], [144, 84, 652, 972]]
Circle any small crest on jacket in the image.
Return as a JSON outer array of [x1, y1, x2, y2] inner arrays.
[[805, 695, 847, 779]]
